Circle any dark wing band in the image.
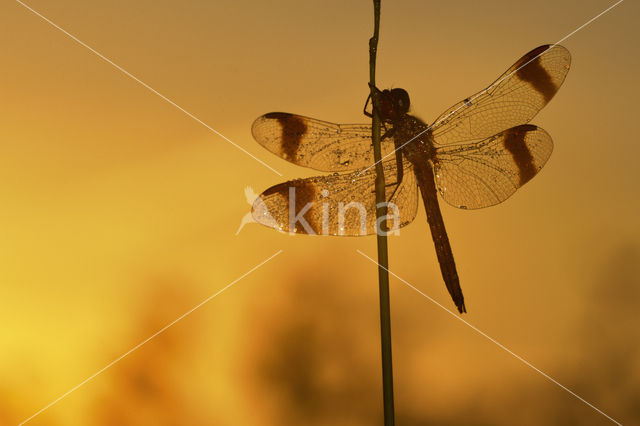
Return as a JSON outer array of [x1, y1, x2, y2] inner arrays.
[[252, 113, 396, 172], [430, 45, 570, 146], [252, 160, 418, 235], [434, 124, 553, 209]]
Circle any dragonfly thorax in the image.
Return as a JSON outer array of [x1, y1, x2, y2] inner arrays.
[[394, 114, 436, 164]]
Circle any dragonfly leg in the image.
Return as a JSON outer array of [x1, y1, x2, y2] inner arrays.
[[373, 148, 404, 200], [381, 125, 395, 140], [364, 83, 384, 118], [363, 93, 373, 118], [369, 127, 403, 200], [384, 132, 409, 201], [386, 151, 404, 202]]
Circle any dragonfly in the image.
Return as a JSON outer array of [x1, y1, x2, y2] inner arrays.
[[250, 44, 571, 313]]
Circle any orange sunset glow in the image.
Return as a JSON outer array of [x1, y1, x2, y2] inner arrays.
[[1, 1, 638, 425]]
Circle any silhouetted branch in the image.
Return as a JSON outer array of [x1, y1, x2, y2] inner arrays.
[[368, 1, 395, 425]]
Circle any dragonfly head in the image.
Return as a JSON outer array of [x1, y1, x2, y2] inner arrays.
[[379, 88, 410, 122]]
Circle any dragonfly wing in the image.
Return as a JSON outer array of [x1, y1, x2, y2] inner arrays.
[[434, 124, 553, 209], [430, 45, 570, 145], [252, 113, 397, 172], [252, 160, 418, 235]]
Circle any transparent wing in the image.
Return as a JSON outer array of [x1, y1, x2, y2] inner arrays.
[[430, 45, 570, 145], [252, 113, 396, 172], [434, 124, 553, 209], [252, 160, 418, 235]]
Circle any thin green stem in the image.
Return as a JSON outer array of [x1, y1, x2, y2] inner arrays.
[[368, 1, 395, 425]]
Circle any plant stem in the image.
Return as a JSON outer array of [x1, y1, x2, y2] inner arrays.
[[368, 1, 395, 425]]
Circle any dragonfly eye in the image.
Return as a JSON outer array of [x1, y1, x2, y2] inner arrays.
[[390, 88, 410, 115]]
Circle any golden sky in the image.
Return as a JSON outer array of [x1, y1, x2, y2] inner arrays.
[[1, 0, 639, 425]]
